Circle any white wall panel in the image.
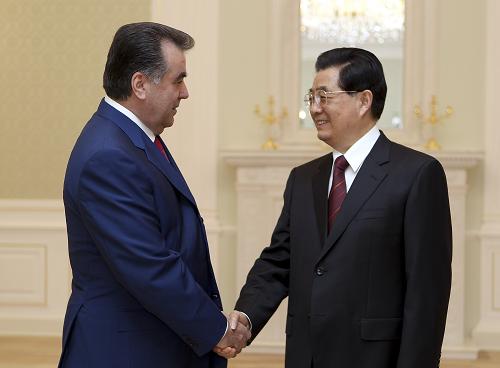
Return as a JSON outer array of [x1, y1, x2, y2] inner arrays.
[[0, 200, 68, 336], [0, 244, 46, 305], [493, 252, 500, 311]]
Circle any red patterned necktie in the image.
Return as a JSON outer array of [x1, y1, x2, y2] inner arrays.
[[154, 136, 170, 162], [328, 155, 349, 233]]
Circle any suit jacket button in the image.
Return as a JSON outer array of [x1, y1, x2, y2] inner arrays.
[[212, 293, 219, 300], [316, 267, 324, 276]]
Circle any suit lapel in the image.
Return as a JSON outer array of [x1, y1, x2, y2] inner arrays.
[[96, 99, 197, 208], [311, 154, 333, 247], [143, 142, 197, 207], [317, 133, 391, 263]]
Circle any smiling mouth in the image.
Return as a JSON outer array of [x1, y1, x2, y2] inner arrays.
[[315, 120, 329, 126]]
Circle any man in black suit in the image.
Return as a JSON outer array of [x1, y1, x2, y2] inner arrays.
[[230, 48, 452, 367]]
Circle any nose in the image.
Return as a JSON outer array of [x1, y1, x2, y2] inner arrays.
[[180, 82, 189, 100], [309, 101, 322, 114]]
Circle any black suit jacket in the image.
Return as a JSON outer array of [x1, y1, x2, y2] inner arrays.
[[235, 133, 452, 368]]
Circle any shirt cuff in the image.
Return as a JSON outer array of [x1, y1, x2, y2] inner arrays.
[[223, 315, 229, 336], [239, 311, 253, 331]]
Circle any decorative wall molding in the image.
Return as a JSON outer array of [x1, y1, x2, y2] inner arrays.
[[473, 226, 500, 349], [222, 148, 483, 169], [0, 200, 65, 230], [0, 244, 47, 305], [224, 148, 482, 358], [0, 200, 68, 336]]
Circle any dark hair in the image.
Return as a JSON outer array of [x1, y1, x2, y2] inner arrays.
[[103, 22, 194, 100], [315, 47, 387, 120]]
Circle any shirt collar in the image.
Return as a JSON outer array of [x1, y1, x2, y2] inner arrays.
[[331, 125, 380, 172], [104, 96, 155, 142]]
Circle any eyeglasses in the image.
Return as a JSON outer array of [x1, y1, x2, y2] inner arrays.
[[304, 90, 358, 108]]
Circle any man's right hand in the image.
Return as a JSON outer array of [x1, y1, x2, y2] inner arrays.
[[228, 310, 251, 331], [213, 313, 251, 359]]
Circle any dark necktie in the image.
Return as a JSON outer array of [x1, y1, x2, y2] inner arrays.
[[154, 136, 170, 163], [328, 155, 349, 233]]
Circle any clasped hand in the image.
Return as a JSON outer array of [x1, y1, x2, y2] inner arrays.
[[213, 311, 251, 359]]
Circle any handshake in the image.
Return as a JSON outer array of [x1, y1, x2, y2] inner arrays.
[[213, 310, 251, 359]]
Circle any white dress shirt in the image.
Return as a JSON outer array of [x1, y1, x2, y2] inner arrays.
[[328, 125, 381, 195], [104, 96, 155, 142]]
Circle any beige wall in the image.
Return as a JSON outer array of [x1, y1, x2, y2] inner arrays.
[[0, 0, 150, 198], [218, 0, 271, 150], [436, 0, 486, 150]]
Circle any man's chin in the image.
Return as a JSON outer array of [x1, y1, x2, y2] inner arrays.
[[316, 130, 330, 142]]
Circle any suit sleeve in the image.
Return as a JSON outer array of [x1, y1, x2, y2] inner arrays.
[[397, 158, 452, 368], [76, 149, 226, 356], [235, 168, 296, 340]]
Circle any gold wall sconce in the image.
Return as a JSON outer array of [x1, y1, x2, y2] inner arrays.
[[414, 95, 453, 151], [254, 96, 288, 150]]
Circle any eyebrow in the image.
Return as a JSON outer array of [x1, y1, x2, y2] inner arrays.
[[309, 86, 330, 92], [175, 72, 187, 82]]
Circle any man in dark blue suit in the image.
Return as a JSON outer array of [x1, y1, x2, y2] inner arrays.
[[58, 22, 250, 368]]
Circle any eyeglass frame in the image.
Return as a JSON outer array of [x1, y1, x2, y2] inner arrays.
[[304, 90, 359, 108]]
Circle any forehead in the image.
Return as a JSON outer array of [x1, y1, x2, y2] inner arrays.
[[312, 66, 340, 90], [161, 41, 186, 72]]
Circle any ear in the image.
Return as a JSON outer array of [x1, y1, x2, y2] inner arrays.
[[130, 72, 148, 100], [358, 90, 373, 117]]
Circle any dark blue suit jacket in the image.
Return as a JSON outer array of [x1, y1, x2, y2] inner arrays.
[[59, 100, 227, 368]]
